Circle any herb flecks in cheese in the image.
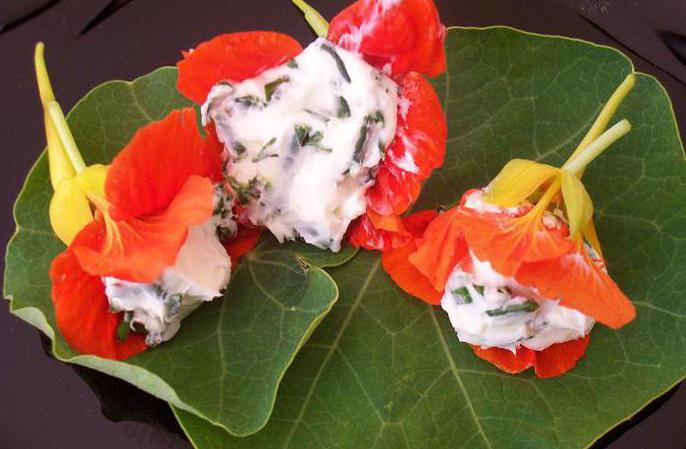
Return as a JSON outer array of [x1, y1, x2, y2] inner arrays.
[[105, 191, 235, 346], [441, 251, 595, 353], [203, 38, 399, 251]]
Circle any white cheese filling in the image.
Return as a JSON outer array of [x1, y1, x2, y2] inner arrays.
[[202, 38, 398, 251], [441, 251, 595, 352], [104, 192, 235, 346]]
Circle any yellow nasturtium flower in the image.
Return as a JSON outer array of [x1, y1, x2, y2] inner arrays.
[[484, 74, 636, 256], [35, 43, 109, 245]]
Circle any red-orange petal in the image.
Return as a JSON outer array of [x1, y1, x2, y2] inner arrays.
[[223, 225, 262, 264], [328, 0, 446, 79], [471, 345, 535, 374], [106, 108, 222, 221], [516, 250, 636, 329], [408, 207, 469, 291], [366, 160, 422, 215], [460, 207, 575, 278], [50, 249, 147, 360], [74, 176, 215, 283], [386, 72, 447, 180], [177, 32, 303, 104], [533, 335, 590, 378], [381, 210, 442, 304]]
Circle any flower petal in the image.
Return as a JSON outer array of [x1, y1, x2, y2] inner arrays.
[[366, 160, 422, 215], [50, 248, 147, 360], [223, 225, 262, 263], [460, 207, 574, 278], [516, 249, 636, 329], [533, 335, 590, 378], [408, 208, 469, 291], [328, 0, 446, 78], [105, 108, 222, 221], [386, 71, 447, 180], [74, 175, 215, 283], [470, 345, 535, 374], [177, 32, 303, 104], [381, 210, 442, 304], [484, 159, 559, 207]]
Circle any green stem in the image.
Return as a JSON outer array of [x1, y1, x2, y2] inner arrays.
[[566, 74, 636, 173], [562, 119, 631, 176], [48, 101, 86, 173], [292, 0, 329, 37]]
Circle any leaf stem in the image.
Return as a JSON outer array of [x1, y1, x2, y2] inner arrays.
[[566, 74, 636, 173], [292, 0, 329, 37], [562, 119, 631, 176]]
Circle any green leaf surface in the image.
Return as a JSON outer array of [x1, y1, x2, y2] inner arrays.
[[3, 67, 356, 437], [174, 27, 686, 449]]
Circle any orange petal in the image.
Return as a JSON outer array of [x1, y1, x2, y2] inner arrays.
[[347, 214, 406, 250], [381, 210, 442, 304], [106, 108, 222, 221], [386, 72, 447, 180], [471, 345, 535, 374], [223, 225, 262, 264], [408, 207, 469, 291], [533, 335, 590, 378], [366, 160, 422, 215], [74, 176, 215, 283], [50, 249, 147, 360], [460, 207, 574, 278], [516, 249, 636, 329], [177, 32, 303, 104], [328, 0, 446, 79]]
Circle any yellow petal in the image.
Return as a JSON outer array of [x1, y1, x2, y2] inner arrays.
[[49, 164, 108, 245], [50, 178, 94, 245], [560, 170, 594, 237], [583, 220, 604, 259], [485, 159, 559, 207]]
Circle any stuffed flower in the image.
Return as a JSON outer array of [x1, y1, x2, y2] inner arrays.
[[38, 46, 259, 360], [382, 75, 638, 378], [175, 0, 447, 252]]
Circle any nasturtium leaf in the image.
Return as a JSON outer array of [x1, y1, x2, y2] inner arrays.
[[3, 67, 356, 437], [174, 27, 686, 449]]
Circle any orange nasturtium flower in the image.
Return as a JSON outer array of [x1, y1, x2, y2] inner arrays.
[[37, 45, 257, 360], [382, 75, 638, 378], [175, 0, 448, 251]]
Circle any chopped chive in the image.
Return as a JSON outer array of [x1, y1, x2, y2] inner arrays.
[[378, 140, 386, 158], [451, 287, 473, 305], [486, 301, 539, 317], [295, 124, 311, 147], [252, 137, 278, 162], [233, 142, 247, 155], [264, 77, 289, 102], [337, 96, 351, 118], [474, 285, 485, 296], [353, 112, 384, 163], [228, 176, 261, 205], [287, 58, 298, 68], [234, 95, 264, 107], [116, 319, 130, 342], [321, 44, 351, 82]]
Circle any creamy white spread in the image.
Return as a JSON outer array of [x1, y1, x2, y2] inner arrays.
[[202, 38, 398, 251], [441, 251, 594, 352], [104, 191, 235, 346]]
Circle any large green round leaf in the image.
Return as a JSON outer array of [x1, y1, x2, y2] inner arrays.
[[174, 27, 686, 449], [2, 67, 356, 437]]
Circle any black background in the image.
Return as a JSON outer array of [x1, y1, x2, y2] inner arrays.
[[1, 1, 685, 448]]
